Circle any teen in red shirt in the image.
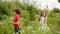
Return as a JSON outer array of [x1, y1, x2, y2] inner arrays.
[[13, 8, 21, 34]]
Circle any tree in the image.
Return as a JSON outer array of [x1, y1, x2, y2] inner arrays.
[[0, 1, 13, 20], [53, 8, 60, 13], [58, 0, 60, 2]]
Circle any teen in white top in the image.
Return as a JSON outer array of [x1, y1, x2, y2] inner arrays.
[[40, 16, 47, 30]]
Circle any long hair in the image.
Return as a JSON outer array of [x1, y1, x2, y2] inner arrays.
[[40, 11, 46, 17]]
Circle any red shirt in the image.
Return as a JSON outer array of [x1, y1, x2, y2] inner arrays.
[[14, 15, 20, 28]]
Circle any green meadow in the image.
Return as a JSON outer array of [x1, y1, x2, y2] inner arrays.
[[0, 0, 60, 34]]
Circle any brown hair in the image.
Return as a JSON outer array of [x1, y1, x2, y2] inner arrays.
[[41, 11, 46, 17], [13, 8, 20, 15]]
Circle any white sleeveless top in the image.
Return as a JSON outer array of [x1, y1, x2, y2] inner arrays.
[[40, 17, 44, 23], [40, 16, 47, 23], [39, 16, 49, 30]]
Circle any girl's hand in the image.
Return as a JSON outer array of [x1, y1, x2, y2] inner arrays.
[[14, 21, 20, 24], [46, 5, 50, 16], [14, 23, 18, 24]]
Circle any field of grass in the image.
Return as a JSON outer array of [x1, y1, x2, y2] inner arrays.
[[0, 11, 60, 34], [0, 0, 60, 34]]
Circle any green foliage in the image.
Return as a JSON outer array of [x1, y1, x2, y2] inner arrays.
[[0, 1, 60, 34], [0, 1, 13, 15], [21, 10, 30, 20], [0, 1, 14, 20], [26, 5, 41, 21], [58, 0, 60, 2], [53, 8, 60, 13], [47, 11, 60, 33]]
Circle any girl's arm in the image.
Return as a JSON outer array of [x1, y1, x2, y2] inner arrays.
[[14, 16, 20, 24], [44, 17, 47, 25], [14, 19, 20, 24], [14, 21, 19, 24], [46, 5, 50, 16]]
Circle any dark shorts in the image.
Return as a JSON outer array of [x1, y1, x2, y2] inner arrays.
[[14, 28, 20, 32]]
